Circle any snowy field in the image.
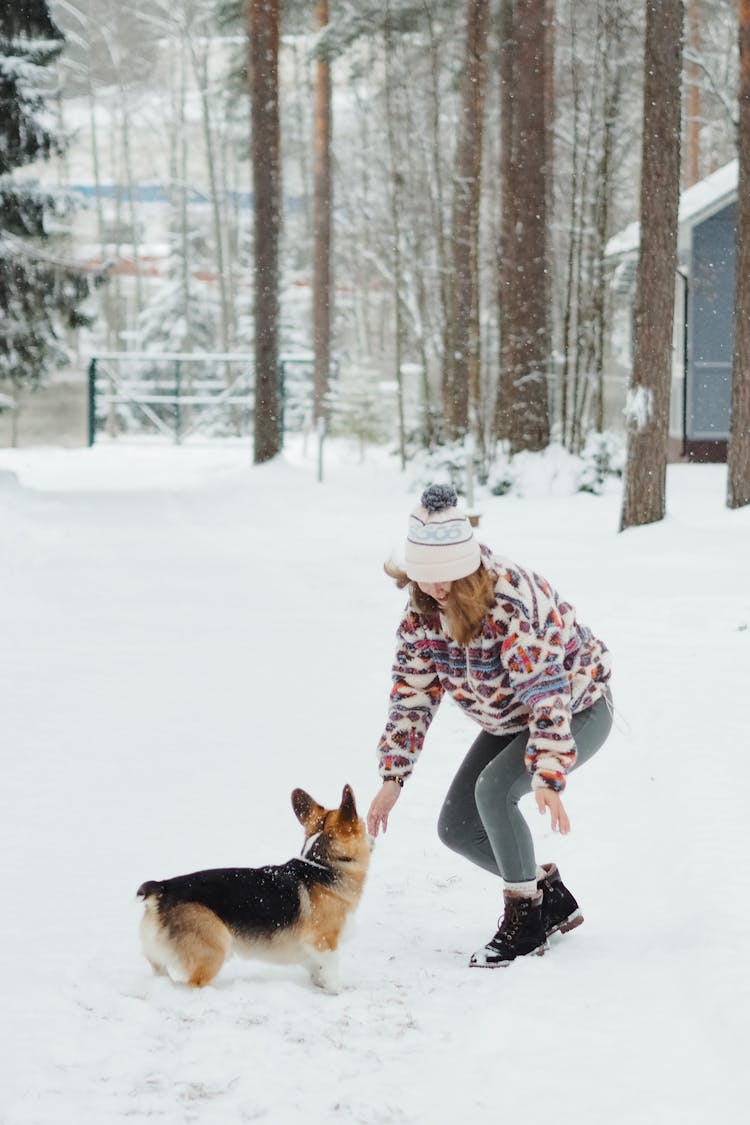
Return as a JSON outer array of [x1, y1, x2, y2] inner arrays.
[[1, 437, 748, 1125]]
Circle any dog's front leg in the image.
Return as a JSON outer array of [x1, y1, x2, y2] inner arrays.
[[305, 947, 340, 994]]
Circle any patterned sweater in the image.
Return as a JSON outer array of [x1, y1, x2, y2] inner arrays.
[[377, 555, 612, 792]]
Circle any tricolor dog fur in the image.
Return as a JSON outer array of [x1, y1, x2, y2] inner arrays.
[[137, 785, 371, 993]]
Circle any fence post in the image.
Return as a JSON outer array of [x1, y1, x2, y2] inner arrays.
[[317, 415, 326, 483], [278, 360, 286, 444], [88, 358, 97, 447], [244, 361, 253, 436], [175, 360, 182, 445]]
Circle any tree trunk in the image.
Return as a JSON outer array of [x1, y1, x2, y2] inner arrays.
[[312, 0, 332, 423], [189, 35, 232, 355], [592, 0, 625, 435], [558, 9, 582, 450], [424, 4, 450, 447], [544, 0, 555, 228], [620, 0, 684, 531], [175, 35, 194, 431], [503, 0, 551, 454], [383, 16, 407, 470], [685, 0, 702, 187], [496, 0, 517, 444], [84, 0, 111, 348], [248, 0, 282, 464], [443, 0, 489, 443], [119, 82, 144, 326], [727, 0, 750, 508]]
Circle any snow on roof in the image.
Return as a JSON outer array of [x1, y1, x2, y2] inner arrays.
[[605, 158, 738, 258]]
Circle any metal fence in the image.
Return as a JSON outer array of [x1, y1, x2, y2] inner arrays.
[[87, 352, 323, 445]]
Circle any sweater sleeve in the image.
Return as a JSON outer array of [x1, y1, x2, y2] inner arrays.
[[500, 601, 576, 792], [376, 609, 443, 781]]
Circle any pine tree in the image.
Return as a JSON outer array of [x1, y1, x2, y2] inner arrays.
[[0, 0, 94, 389]]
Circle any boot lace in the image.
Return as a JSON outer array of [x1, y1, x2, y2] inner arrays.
[[492, 898, 528, 943]]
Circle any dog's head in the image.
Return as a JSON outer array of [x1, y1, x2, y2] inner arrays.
[[292, 785, 371, 870]]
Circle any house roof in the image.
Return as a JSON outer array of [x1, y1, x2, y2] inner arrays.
[[605, 158, 738, 259]]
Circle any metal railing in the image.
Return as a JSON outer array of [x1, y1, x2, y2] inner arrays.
[[87, 352, 334, 446], [88, 352, 256, 445]]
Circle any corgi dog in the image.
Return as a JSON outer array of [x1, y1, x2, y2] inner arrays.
[[137, 785, 371, 993]]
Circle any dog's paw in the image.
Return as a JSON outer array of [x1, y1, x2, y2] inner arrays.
[[314, 977, 341, 995], [306, 949, 341, 994]]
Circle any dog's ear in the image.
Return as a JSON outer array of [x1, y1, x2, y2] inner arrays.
[[291, 788, 325, 828], [339, 784, 358, 822]]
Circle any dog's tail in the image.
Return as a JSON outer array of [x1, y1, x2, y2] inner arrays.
[[137, 880, 162, 900]]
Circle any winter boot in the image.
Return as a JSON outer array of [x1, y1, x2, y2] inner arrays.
[[537, 863, 583, 937], [469, 890, 548, 968]]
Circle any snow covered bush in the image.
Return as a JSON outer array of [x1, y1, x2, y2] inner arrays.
[[486, 449, 516, 496], [578, 430, 626, 494]]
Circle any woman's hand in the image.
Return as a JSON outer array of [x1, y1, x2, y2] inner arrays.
[[367, 781, 402, 836], [535, 788, 571, 834]]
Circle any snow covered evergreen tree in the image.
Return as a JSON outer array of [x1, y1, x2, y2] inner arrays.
[[0, 0, 94, 389], [136, 238, 219, 357]]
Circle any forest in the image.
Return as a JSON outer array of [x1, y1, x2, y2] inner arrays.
[[1, 0, 749, 518]]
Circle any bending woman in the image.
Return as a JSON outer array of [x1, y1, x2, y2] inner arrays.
[[367, 484, 613, 968]]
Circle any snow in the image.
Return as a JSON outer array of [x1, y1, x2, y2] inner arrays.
[[1, 437, 748, 1125], [605, 158, 739, 259], [623, 385, 653, 432]]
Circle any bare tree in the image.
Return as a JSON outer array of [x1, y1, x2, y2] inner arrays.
[[312, 0, 332, 423], [620, 0, 684, 531], [727, 0, 750, 509], [442, 0, 489, 444], [248, 0, 282, 463]]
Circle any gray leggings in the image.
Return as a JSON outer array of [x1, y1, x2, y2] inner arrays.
[[437, 693, 613, 884]]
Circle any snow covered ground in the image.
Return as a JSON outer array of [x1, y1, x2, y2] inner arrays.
[[1, 437, 748, 1125]]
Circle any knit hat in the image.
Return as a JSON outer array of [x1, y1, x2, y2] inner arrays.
[[404, 484, 481, 583]]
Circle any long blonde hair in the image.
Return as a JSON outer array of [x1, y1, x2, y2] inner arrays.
[[385, 559, 497, 645]]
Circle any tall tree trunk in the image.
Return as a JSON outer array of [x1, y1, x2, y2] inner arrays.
[[620, 0, 684, 531], [685, 0, 702, 187], [727, 0, 750, 508], [383, 16, 407, 471], [443, 0, 489, 443], [119, 83, 143, 327], [544, 1, 555, 233], [496, 0, 517, 444], [189, 35, 232, 355], [569, 26, 602, 454], [312, 0, 332, 423], [85, 28, 114, 348], [424, 2, 450, 447], [505, 0, 551, 454], [248, 0, 282, 464], [592, 0, 625, 435], [559, 6, 583, 449]]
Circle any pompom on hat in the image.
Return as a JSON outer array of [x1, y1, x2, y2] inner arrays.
[[404, 484, 481, 583]]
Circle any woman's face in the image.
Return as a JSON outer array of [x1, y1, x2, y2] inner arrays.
[[417, 580, 453, 606]]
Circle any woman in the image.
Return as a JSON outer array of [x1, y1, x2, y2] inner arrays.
[[367, 484, 613, 967]]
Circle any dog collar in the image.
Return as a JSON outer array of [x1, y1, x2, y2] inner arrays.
[[298, 856, 329, 872]]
